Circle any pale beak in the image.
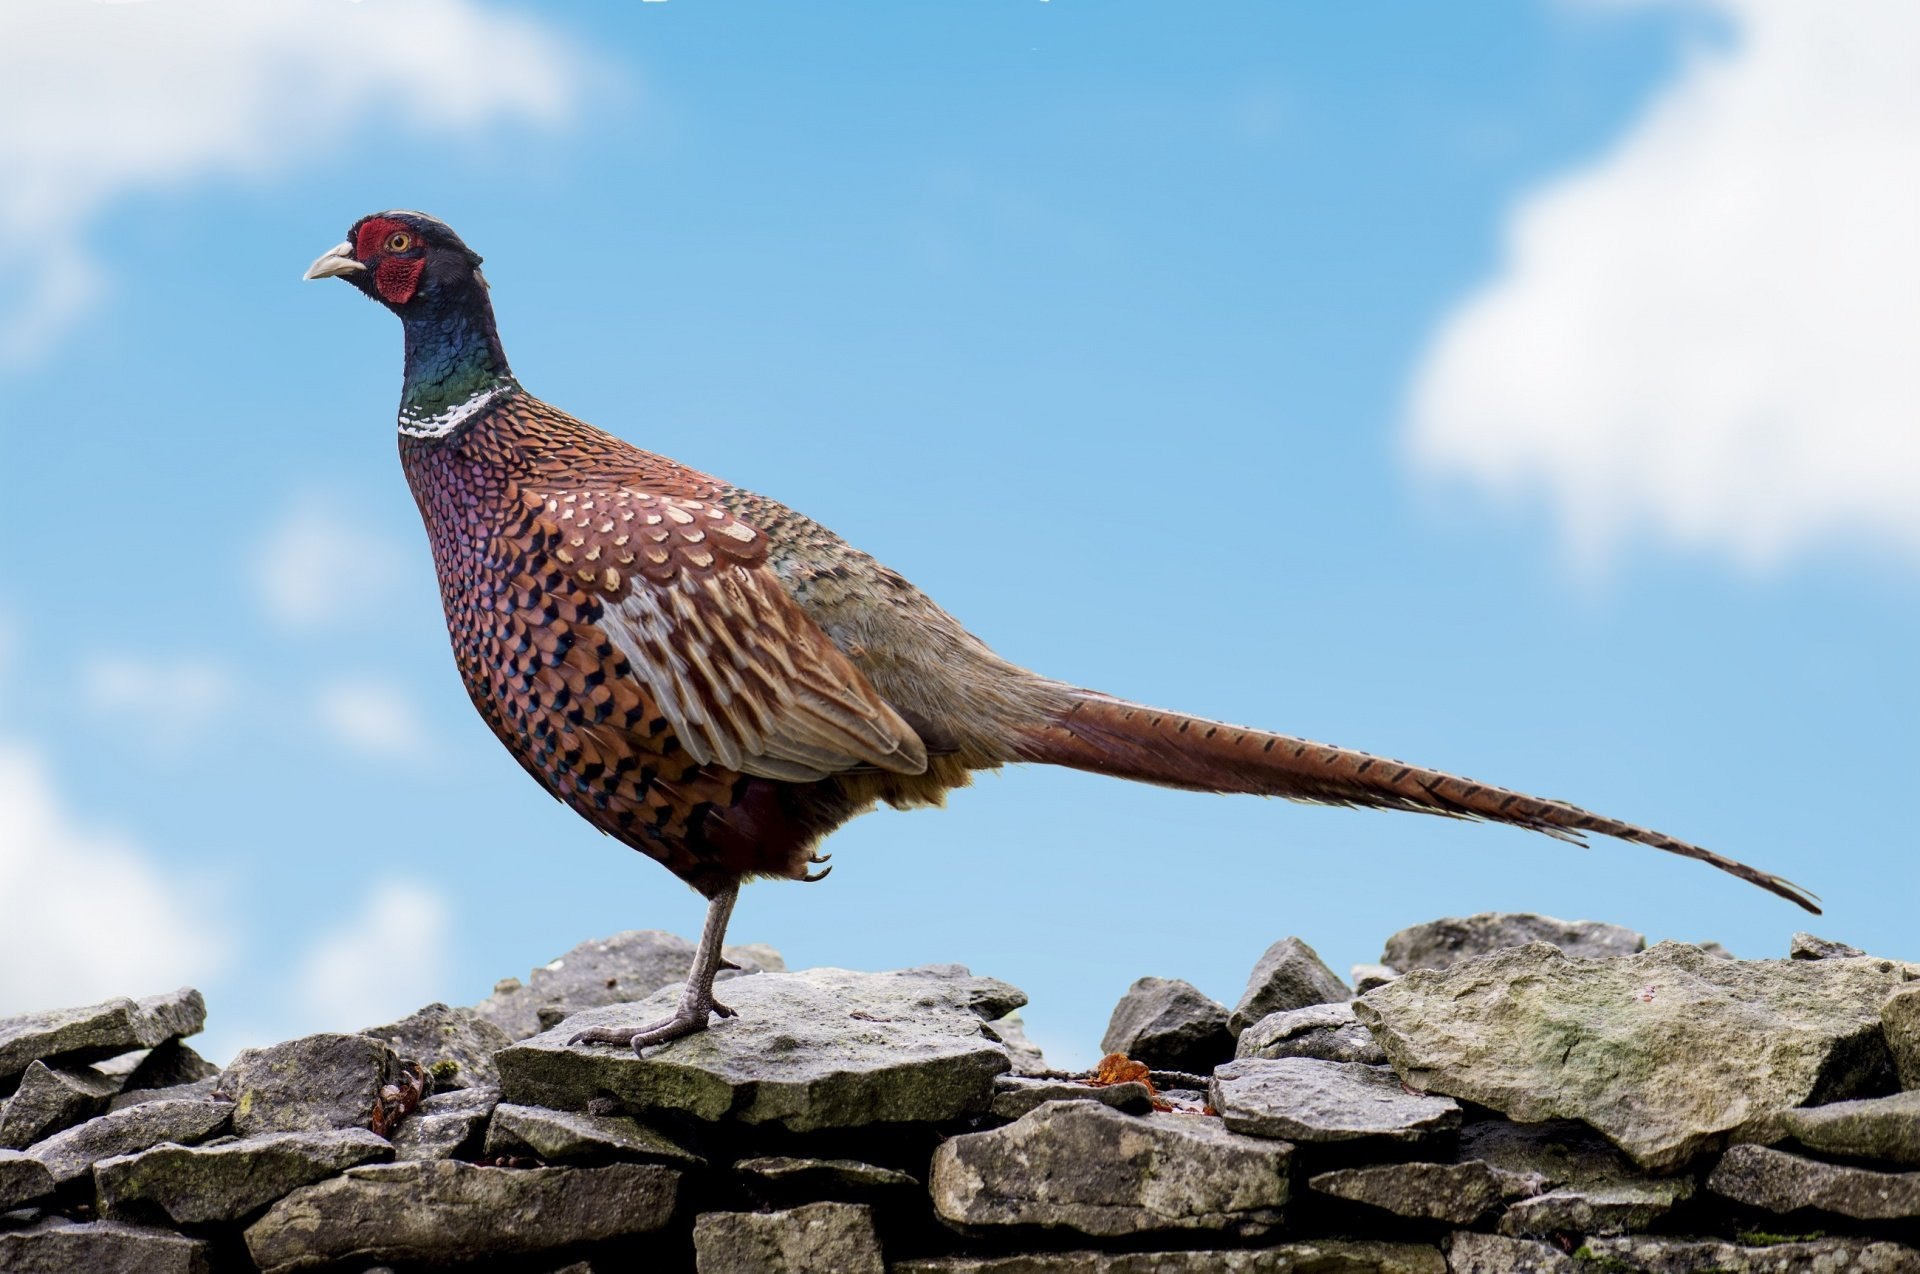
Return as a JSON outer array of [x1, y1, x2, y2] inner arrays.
[[304, 241, 367, 281]]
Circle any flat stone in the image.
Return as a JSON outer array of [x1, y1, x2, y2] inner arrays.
[[0, 989, 206, 1088], [1498, 1177, 1693, 1236], [472, 930, 784, 1040], [1100, 978, 1234, 1073], [484, 1101, 702, 1166], [990, 1075, 1153, 1120], [1210, 1058, 1460, 1143], [1446, 1233, 1575, 1273], [24, 1097, 231, 1185], [0, 1218, 211, 1274], [1382, 913, 1643, 972], [894, 1242, 1446, 1273], [1792, 932, 1868, 960], [1886, 983, 1920, 1090], [1354, 941, 1907, 1170], [1782, 1090, 1920, 1167], [221, 1032, 402, 1135], [1576, 1235, 1920, 1273], [734, 1155, 919, 1197], [1309, 1160, 1537, 1225], [1230, 937, 1350, 1035], [930, 1099, 1289, 1238], [244, 1159, 680, 1273], [1707, 1142, 1920, 1220], [693, 1201, 883, 1274], [0, 1147, 55, 1209], [1352, 964, 1399, 993], [95, 1041, 219, 1094], [986, 1011, 1049, 1076], [0, 1061, 118, 1148], [389, 1085, 497, 1161], [1235, 1001, 1386, 1065], [97, 1128, 393, 1225], [499, 965, 1023, 1133], [1455, 1117, 1640, 1189], [360, 1002, 512, 1090], [108, 1076, 218, 1113]]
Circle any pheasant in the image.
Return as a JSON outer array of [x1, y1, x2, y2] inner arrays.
[[306, 211, 1818, 1054]]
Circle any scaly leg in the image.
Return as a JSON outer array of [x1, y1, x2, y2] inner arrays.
[[569, 883, 740, 1055]]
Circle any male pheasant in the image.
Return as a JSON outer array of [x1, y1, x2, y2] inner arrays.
[[307, 211, 1818, 1053]]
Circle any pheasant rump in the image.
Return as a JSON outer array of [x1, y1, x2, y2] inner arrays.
[[306, 211, 1818, 1054]]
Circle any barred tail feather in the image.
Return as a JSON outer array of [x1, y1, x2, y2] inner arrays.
[[1014, 690, 1819, 914]]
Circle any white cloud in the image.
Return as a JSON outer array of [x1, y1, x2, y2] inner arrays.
[[292, 882, 450, 1031], [254, 502, 407, 630], [0, 741, 228, 1015], [1405, 0, 1920, 569], [82, 654, 237, 750], [315, 677, 433, 759], [0, 0, 595, 362]]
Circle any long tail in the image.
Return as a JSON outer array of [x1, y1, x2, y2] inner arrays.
[[1013, 689, 1820, 914]]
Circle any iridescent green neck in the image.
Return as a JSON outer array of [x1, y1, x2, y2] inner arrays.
[[398, 278, 514, 437]]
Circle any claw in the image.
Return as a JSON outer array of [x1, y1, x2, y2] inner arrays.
[[716, 956, 741, 971], [710, 999, 736, 1019], [801, 863, 834, 883], [808, 851, 831, 864]]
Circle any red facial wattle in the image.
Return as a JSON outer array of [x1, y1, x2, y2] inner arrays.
[[353, 215, 427, 306]]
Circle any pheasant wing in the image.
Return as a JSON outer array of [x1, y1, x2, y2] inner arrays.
[[523, 484, 928, 783]]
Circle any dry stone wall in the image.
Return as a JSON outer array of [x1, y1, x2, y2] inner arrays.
[[0, 917, 1916, 1272]]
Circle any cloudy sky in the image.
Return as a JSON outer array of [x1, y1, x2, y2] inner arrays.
[[1, 0, 1913, 1066]]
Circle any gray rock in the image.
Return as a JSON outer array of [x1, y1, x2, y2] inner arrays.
[[1576, 1235, 1920, 1273], [0, 1147, 55, 1209], [1698, 941, 1737, 959], [1235, 1001, 1386, 1065], [499, 965, 1023, 1133], [734, 1155, 919, 1197], [894, 1243, 1447, 1273], [0, 989, 206, 1087], [472, 930, 784, 1040], [1792, 932, 1868, 960], [1230, 937, 1350, 1034], [484, 1101, 703, 1166], [1782, 1090, 1920, 1167], [1354, 941, 1907, 1170], [692, 1201, 884, 1274], [108, 1076, 218, 1113], [1707, 1142, 1920, 1220], [359, 1002, 511, 1090], [220, 1032, 402, 1135], [96, 1128, 394, 1225], [1351, 964, 1399, 993], [1210, 1058, 1460, 1144], [244, 1160, 680, 1273], [24, 1097, 230, 1185], [1887, 982, 1920, 1090], [1381, 913, 1643, 972], [930, 1099, 1290, 1238], [1100, 978, 1234, 1073], [1455, 1117, 1640, 1189], [1445, 1232, 1575, 1273], [1309, 1160, 1537, 1225], [0, 1217, 211, 1274], [389, 1085, 497, 1161], [990, 1074, 1154, 1120], [985, 1011, 1049, 1076], [1498, 1178, 1694, 1236], [94, 1041, 219, 1094], [0, 1061, 118, 1148]]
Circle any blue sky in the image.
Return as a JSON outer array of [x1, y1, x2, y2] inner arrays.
[[1, 0, 1913, 1067]]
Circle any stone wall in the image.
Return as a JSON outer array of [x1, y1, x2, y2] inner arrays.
[[1, 916, 1916, 1272]]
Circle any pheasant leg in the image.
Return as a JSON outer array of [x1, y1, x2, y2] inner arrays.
[[569, 883, 740, 1054]]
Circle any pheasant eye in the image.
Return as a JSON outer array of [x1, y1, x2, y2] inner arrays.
[[384, 231, 414, 253]]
